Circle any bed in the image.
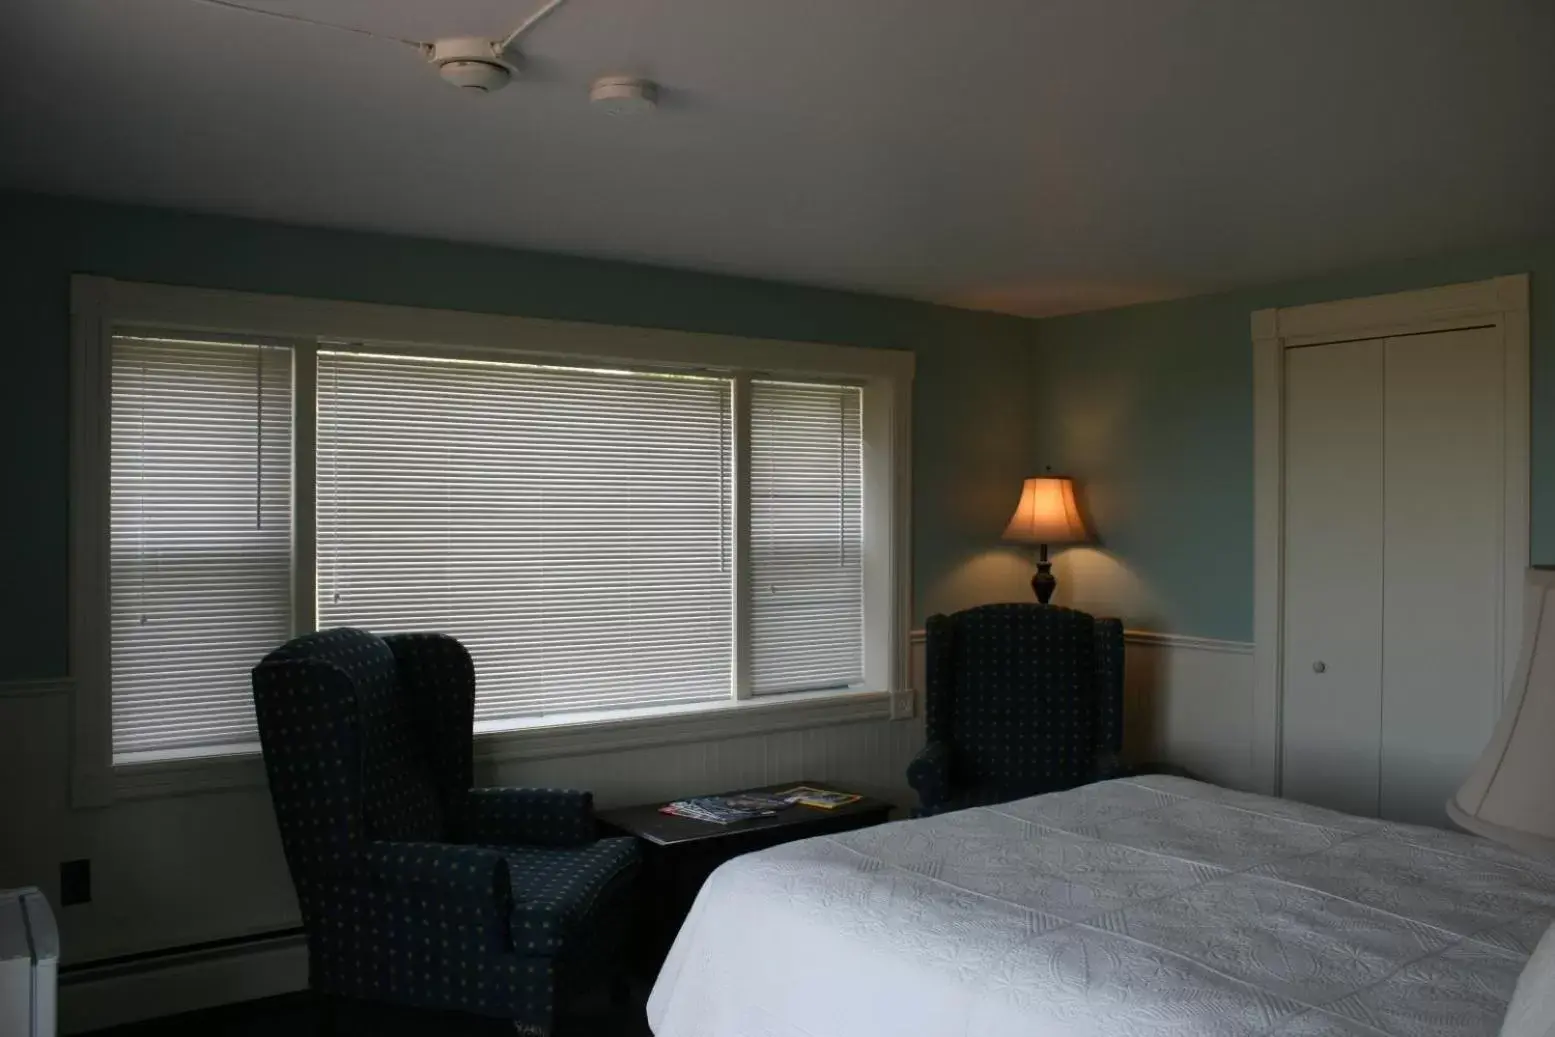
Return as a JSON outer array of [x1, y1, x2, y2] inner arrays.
[[646, 775, 1555, 1037]]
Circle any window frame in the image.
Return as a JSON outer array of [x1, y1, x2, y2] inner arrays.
[[70, 276, 914, 804]]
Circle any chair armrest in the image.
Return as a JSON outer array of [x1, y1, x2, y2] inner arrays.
[[458, 787, 596, 848], [907, 741, 953, 805]]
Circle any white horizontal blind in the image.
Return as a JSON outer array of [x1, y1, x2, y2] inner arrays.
[[109, 335, 293, 757], [749, 380, 864, 694], [315, 351, 734, 723]]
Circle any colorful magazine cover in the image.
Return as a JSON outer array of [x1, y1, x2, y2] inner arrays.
[[778, 785, 862, 809]]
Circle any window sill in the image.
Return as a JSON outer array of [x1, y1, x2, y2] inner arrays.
[[106, 687, 906, 800], [474, 687, 899, 764]]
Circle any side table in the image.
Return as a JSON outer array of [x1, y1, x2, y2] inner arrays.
[[597, 781, 893, 979]]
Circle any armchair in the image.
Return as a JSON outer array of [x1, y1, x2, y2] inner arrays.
[[907, 603, 1125, 816], [251, 628, 639, 1032]]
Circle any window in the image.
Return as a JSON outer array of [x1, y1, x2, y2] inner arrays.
[[749, 381, 863, 694], [73, 278, 911, 790], [109, 334, 292, 758], [315, 351, 734, 723]]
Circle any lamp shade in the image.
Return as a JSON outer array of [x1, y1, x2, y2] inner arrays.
[[1002, 476, 1091, 545], [1447, 567, 1555, 860]]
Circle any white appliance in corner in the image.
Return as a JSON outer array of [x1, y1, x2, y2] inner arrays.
[[0, 889, 57, 1037]]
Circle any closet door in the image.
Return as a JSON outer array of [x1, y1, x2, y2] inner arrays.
[[1380, 328, 1504, 826], [1281, 339, 1385, 818]]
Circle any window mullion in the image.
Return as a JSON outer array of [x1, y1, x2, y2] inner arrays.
[[733, 373, 753, 701], [291, 341, 317, 636]]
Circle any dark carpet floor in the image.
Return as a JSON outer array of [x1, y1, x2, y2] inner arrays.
[[91, 983, 655, 1037]]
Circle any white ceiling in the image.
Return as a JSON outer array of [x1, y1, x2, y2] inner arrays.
[[3, 0, 1553, 317]]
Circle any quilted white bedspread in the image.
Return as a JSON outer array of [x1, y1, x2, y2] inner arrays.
[[646, 776, 1555, 1037]]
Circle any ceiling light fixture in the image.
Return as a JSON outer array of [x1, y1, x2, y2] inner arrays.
[[182, 0, 573, 96], [429, 37, 514, 93], [589, 76, 659, 115]]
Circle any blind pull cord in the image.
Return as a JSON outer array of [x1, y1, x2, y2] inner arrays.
[[838, 394, 846, 567], [138, 355, 150, 625], [720, 385, 730, 574], [255, 349, 264, 530], [327, 360, 342, 604]]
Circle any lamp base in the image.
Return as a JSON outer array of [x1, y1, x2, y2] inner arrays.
[[1032, 544, 1057, 604]]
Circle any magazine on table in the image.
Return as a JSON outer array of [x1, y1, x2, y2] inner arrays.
[[659, 793, 795, 825]]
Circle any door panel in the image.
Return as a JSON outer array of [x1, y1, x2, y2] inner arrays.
[[1380, 328, 1504, 826], [1282, 339, 1385, 817]]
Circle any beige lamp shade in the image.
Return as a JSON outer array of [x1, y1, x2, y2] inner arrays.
[[1447, 567, 1555, 860], [1002, 476, 1091, 545]]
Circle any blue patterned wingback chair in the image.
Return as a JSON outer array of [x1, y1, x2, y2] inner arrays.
[[251, 628, 639, 1032], [907, 604, 1125, 816]]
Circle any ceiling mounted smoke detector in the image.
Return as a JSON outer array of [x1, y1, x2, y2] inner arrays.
[[590, 76, 658, 115], [430, 37, 514, 93]]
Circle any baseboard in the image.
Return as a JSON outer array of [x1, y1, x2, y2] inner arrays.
[[59, 931, 307, 1034]]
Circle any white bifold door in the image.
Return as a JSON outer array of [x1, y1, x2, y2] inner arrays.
[[1281, 327, 1508, 826]]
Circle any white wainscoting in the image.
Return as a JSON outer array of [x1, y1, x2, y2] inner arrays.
[[1121, 631, 1257, 791]]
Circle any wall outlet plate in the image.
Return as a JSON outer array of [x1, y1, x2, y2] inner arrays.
[[889, 686, 915, 721], [60, 858, 90, 906]]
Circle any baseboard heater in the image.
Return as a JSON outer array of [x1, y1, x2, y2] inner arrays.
[[56, 929, 306, 1034], [0, 888, 59, 1037]]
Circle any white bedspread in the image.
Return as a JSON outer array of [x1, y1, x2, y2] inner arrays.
[[646, 776, 1555, 1037]]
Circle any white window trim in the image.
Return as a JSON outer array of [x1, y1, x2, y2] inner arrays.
[[70, 275, 915, 804]]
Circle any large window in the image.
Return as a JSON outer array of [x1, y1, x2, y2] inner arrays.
[[75, 279, 908, 779]]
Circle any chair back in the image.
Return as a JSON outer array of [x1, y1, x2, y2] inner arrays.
[[925, 603, 1123, 794], [251, 628, 448, 900]]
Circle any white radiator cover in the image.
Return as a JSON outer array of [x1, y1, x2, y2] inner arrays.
[[0, 889, 58, 1037]]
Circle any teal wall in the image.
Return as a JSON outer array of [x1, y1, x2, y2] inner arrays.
[[1033, 241, 1555, 641], [0, 192, 1040, 680]]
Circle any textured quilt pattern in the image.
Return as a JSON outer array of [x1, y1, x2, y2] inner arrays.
[[647, 776, 1555, 1037]]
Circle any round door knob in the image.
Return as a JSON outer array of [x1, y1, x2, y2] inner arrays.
[[1312, 661, 1327, 674]]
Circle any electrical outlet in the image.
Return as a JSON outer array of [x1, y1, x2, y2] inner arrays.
[[889, 686, 915, 721], [60, 858, 91, 906]]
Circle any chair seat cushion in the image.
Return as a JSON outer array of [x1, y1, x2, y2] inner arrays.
[[494, 836, 639, 955]]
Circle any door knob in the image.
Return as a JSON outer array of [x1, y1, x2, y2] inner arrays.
[[1312, 661, 1327, 674]]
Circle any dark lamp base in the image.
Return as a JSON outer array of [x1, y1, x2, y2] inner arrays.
[[1031, 544, 1057, 604]]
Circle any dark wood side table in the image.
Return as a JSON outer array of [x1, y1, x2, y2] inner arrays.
[[597, 781, 894, 979]]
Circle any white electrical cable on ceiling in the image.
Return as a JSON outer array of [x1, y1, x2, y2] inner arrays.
[[498, 0, 570, 52], [182, 0, 428, 50]]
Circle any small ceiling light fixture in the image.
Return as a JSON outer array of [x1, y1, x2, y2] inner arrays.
[[590, 76, 659, 115], [183, 0, 572, 96], [429, 37, 515, 93]]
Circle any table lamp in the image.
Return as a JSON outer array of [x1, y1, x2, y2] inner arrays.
[[1447, 567, 1555, 860], [1002, 475, 1092, 604]]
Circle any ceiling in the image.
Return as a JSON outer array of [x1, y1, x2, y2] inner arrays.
[[3, 1, 1553, 317]]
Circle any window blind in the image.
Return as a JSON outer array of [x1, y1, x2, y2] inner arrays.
[[315, 351, 734, 723], [109, 335, 293, 757], [749, 380, 864, 694]]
